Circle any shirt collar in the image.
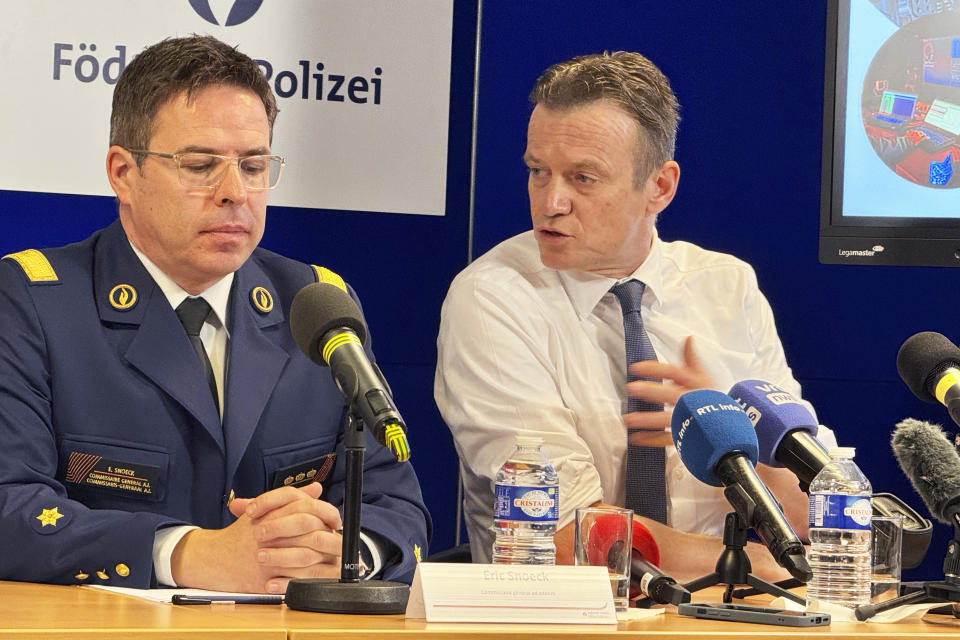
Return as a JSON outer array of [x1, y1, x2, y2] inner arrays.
[[558, 227, 664, 319], [128, 242, 234, 330]]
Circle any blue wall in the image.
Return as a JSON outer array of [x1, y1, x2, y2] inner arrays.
[[2, 0, 956, 581]]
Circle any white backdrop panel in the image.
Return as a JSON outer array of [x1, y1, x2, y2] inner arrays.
[[0, 0, 453, 215]]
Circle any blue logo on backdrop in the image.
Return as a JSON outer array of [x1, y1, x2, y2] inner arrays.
[[189, 0, 263, 26]]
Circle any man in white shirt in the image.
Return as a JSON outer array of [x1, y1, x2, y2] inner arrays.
[[435, 51, 832, 581]]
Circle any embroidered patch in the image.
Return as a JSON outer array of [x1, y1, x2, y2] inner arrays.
[[311, 265, 346, 293], [250, 286, 274, 313], [32, 505, 72, 535], [271, 453, 337, 489], [65, 451, 159, 500], [3, 249, 59, 283], [108, 284, 138, 310]]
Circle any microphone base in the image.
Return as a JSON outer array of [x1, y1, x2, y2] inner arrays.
[[685, 571, 806, 607], [683, 512, 805, 606], [730, 578, 803, 601], [285, 578, 410, 615]]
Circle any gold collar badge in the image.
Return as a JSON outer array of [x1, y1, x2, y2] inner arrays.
[[36, 507, 64, 527], [250, 286, 274, 313], [108, 284, 138, 310]]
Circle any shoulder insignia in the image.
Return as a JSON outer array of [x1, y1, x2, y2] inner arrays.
[[311, 265, 347, 293], [3, 249, 59, 283]]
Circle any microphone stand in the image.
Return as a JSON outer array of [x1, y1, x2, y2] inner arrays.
[[683, 512, 806, 606], [855, 518, 960, 621], [284, 411, 410, 614]]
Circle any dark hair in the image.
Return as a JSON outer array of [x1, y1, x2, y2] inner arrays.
[[110, 35, 278, 165], [530, 51, 679, 182]]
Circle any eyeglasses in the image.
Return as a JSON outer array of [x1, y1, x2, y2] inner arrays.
[[126, 149, 285, 190]]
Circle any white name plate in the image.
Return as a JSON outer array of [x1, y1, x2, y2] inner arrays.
[[405, 562, 617, 624]]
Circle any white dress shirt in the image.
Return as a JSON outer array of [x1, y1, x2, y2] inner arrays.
[[435, 230, 836, 564]]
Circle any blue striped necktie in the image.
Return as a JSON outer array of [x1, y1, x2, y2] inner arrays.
[[610, 280, 667, 524]]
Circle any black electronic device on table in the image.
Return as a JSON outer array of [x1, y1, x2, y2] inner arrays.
[[677, 602, 831, 627]]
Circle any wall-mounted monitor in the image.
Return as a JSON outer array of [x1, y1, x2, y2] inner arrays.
[[820, 0, 960, 266]]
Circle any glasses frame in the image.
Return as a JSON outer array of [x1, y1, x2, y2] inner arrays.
[[125, 149, 286, 191]]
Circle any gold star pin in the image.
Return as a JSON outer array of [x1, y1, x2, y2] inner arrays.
[[36, 507, 64, 527], [413, 544, 422, 563]]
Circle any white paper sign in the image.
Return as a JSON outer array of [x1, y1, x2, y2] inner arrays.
[[405, 563, 618, 624], [0, 0, 453, 215]]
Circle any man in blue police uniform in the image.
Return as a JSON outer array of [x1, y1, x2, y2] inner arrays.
[[0, 35, 430, 593]]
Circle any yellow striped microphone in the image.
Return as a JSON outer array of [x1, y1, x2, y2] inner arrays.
[[897, 331, 960, 429], [290, 282, 410, 462]]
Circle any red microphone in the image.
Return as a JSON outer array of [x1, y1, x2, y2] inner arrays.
[[587, 513, 690, 605]]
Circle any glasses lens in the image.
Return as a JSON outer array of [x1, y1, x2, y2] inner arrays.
[[174, 154, 283, 189], [239, 156, 284, 190], [176, 154, 225, 188]]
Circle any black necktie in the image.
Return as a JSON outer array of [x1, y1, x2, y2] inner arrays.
[[610, 280, 667, 524], [175, 297, 219, 414]]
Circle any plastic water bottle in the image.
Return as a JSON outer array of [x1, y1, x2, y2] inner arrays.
[[492, 436, 558, 564], [806, 446, 873, 607]]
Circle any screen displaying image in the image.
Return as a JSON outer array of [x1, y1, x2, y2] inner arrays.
[[922, 36, 960, 88], [852, 4, 960, 200], [820, 1, 960, 266]]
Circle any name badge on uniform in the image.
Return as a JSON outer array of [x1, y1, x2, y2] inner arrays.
[[270, 453, 337, 489], [65, 451, 159, 500]]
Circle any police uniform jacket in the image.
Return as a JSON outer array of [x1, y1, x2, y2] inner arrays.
[[0, 220, 430, 587]]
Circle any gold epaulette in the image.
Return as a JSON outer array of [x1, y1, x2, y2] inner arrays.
[[3, 249, 59, 283], [311, 265, 347, 293]]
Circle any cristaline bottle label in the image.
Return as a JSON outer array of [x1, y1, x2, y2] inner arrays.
[[494, 485, 558, 521], [809, 494, 871, 529]]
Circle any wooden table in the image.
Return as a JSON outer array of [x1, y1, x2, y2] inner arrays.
[[2, 580, 960, 638]]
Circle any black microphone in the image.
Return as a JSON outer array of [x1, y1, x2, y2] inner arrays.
[[891, 418, 960, 527], [289, 282, 410, 462], [632, 551, 691, 605], [896, 331, 960, 428], [671, 390, 812, 582]]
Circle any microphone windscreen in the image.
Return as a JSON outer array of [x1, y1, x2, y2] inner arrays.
[[728, 380, 818, 467], [289, 282, 368, 366], [891, 418, 960, 524], [896, 332, 960, 403], [584, 513, 661, 568], [671, 389, 759, 487]]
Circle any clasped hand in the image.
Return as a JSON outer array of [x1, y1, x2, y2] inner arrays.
[[172, 482, 342, 594], [623, 336, 714, 447]]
